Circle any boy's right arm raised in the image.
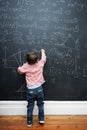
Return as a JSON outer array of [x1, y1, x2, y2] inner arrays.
[[40, 49, 46, 64]]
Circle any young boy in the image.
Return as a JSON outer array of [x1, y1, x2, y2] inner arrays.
[[17, 49, 46, 127]]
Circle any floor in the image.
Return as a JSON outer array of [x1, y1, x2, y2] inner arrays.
[[0, 116, 87, 130]]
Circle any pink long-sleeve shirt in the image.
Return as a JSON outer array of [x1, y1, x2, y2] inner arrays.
[[18, 52, 46, 88]]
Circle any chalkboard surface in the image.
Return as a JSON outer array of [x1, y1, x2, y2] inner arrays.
[[0, 0, 87, 100]]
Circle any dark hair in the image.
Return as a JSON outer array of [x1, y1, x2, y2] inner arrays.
[[26, 52, 38, 64]]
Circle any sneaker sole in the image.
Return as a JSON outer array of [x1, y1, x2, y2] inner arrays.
[[27, 125, 32, 127], [39, 121, 44, 124], [27, 124, 32, 127]]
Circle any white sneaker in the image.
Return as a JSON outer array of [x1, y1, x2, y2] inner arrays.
[[27, 121, 32, 127]]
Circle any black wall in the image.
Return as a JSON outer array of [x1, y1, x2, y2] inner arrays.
[[0, 0, 87, 100]]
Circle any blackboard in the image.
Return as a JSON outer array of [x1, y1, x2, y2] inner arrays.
[[0, 0, 87, 100]]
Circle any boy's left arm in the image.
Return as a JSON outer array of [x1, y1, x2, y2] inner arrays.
[[18, 67, 24, 75], [17, 63, 26, 75]]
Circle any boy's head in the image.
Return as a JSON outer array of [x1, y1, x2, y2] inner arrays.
[[26, 52, 38, 64]]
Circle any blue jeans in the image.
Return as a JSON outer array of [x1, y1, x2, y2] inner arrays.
[[27, 86, 44, 123]]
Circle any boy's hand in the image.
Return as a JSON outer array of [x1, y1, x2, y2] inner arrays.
[[41, 49, 45, 53]]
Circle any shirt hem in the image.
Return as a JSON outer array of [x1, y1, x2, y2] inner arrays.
[[27, 81, 45, 89]]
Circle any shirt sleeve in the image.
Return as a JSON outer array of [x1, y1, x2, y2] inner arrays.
[[17, 63, 27, 74], [40, 52, 46, 65]]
